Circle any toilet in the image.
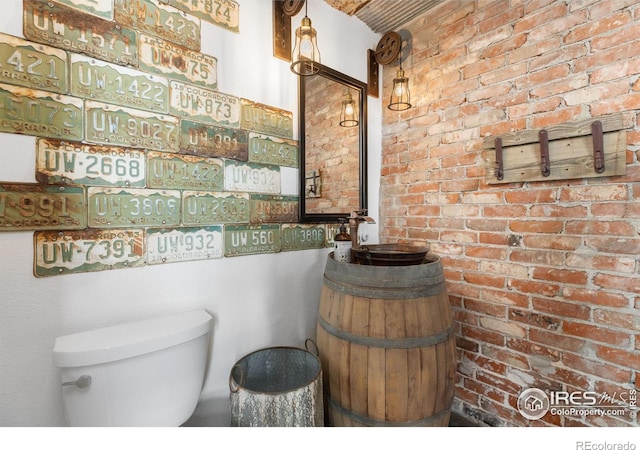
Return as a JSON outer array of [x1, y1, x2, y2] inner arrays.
[[53, 310, 212, 427]]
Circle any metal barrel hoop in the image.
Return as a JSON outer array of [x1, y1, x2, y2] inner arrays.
[[229, 363, 244, 393]]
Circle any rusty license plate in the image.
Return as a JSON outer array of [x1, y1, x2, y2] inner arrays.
[[250, 194, 298, 223], [241, 99, 293, 139], [248, 132, 299, 168], [181, 191, 249, 225], [224, 224, 280, 256], [85, 100, 178, 152], [179, 120, 248, 160], [53, 0, 114, 20], [71, 54, 169, 113], [34, 229, 144, 277], [36, 138, 146, 187], [224, 161, 280, 194], [0, 32, 68, 94], [0, 184, 86, 231], [0, 83, 83, 141], [115, 0, 201, 51], [138, 33, 216, 89], [146, 226, 223, 265], [170, 81, 239, 127], [24, 0, 138, 67], [147, 151, 223, 191], [166, 0, 239, 32], [88, 187, 181, 228], [281, 224, 326, 251]]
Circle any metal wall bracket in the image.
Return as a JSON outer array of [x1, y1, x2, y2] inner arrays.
[[494, 137, 504, 180], [592, 120, 605, 173], [539, 129, 550, 177]]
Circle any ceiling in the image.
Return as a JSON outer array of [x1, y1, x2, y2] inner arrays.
[[324, 0, 445, 33]]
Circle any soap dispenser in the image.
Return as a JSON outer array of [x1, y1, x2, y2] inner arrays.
[[334, 218, 351, 263]]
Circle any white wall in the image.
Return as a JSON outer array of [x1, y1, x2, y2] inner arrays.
[[0, 0, 380, 426]]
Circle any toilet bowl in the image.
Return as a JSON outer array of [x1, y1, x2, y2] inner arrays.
[[53, 310, 212, 427]]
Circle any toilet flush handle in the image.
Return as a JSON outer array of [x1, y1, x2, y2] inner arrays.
[[61, 375, 92, 388]]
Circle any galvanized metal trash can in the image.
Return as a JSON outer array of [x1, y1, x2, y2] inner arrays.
[[229, 346, 324, 427]]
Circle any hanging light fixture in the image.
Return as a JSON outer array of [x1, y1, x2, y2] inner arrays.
[[388, 57, 411, 111], [290, 1, 321, 76], [339, 89, 358, 127]]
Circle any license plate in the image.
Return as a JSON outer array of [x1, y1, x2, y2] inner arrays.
[[115, 0, 201, 51], [169, 81, 239, 127], [224, 224, 280, 256], [36, 138, 146, 187], [281, 224, 326, 251], [138, 33, 217, 89], [224, 161, 280, 194], [85, 100, 179, 151], [71, 54, 169, 113], [0, 83, 83, 141], [53, 0, 114, 20], [34, 229, 145, 277], [0, 184, 86, 231], [240, 99, 293, 139], [146, 226, 223, 264], [88, 187, 181, 228], [166, 0, 239, 33], [248, 132, 299, 168], [179, 120, 248, 160], [146, 151, 223, 190], [0, 32, 68, 94], [250, 194, 299, 223], [181, 191, 249, 224], [24, 0, 138, 67]]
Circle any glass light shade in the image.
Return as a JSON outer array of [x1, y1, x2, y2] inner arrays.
[[388, 68, 411, 111], [291, 16, 321, 76], [339, 91, 358, 127]]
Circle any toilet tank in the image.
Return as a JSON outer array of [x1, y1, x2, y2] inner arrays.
[[53, 310, 212, 427]]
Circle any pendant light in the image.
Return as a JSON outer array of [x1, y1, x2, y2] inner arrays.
[[290, 1, 321, 76], [388, 57, 411, 111], [339, 89, 358, 127]]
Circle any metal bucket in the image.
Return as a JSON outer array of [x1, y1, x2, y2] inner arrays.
[[229, 345, 324, 427]]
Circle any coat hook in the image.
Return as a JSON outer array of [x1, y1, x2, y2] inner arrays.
[[592, 120, 605, 173], [539, 129, 550, 177], [494, 137, 504, 180]]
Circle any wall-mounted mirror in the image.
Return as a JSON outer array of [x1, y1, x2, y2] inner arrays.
[[298, 64, 367, 223]]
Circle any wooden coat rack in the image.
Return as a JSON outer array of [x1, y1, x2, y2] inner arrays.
[[483, 113, 627, 184]]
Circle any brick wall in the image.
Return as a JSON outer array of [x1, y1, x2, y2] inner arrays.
[[380, 0, 640, 426]]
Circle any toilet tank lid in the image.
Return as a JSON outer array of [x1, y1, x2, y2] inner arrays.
[[53, 310, 212, 368]]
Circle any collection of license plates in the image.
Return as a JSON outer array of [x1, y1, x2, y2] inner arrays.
[[0, 0, 332, 277]]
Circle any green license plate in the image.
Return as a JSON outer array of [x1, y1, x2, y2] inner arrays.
[[181, 192, 249, 225], [0, 83, 83, 141], [71, 54, 169, 113], [248, 132, 299, 168], [281, 224, 326, 251], [167, 0, 239, 33], [53, 0, 114, 20], [224, 224, 280, 256], [85, 100, 178, 151], [240, 99, 293, 139], [34, 229, 144, 277], [250, 194, 299, 223], [88, 187, 181, 228], [36, 138, 146, 187], [147, 151, 223, 191], [115, 0, 201, 51], [138, 33, 217, 89], [146, 226, 223, 265], [0, 32, 68, 94], [24, 0, 138, 67], [170, 81, 239, 127], [0, 184, 86, 231], [224, 161, 280, 194], [179, 120, 248, 160]]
